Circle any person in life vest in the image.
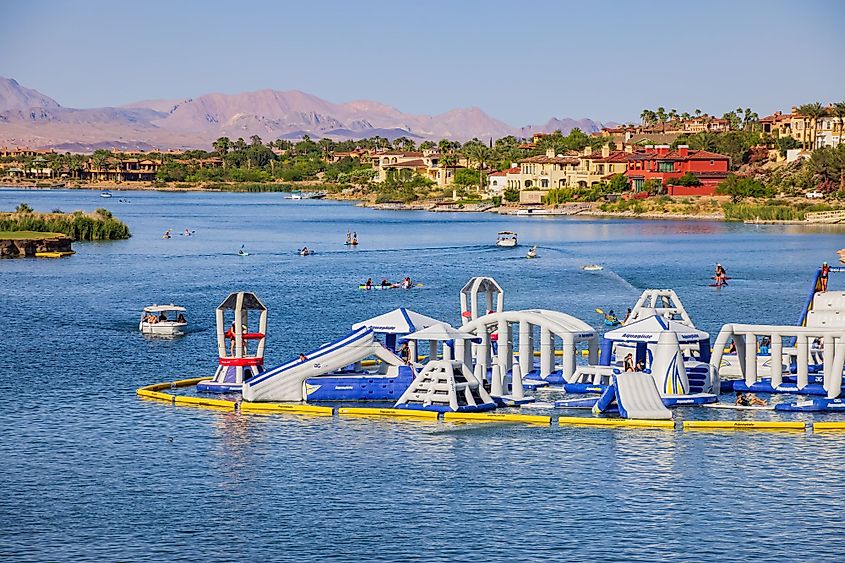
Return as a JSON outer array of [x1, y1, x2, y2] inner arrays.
[[714, 263, 727, 287], [623, 353, 635, 372], [820, 261, 831, 292], [226, 321, 248, 355]]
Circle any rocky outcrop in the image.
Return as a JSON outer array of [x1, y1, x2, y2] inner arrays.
[[0, 235, 73, 258]]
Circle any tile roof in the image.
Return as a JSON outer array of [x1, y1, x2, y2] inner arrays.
[[588, 150, 630, 163], [383, 159, 428, 168], [518, 155, 580, 165], [490, 166, 520, 176]]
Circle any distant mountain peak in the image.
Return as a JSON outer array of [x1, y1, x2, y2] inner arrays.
[[0, 76, 605, 149]]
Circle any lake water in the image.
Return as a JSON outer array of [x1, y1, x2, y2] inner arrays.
[[2, 188, 845, 562]]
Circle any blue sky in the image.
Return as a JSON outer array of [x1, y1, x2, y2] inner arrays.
[[1, 0, 843, 126]]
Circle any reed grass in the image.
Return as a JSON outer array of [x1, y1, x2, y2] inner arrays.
[[0, 208, 130, 240]]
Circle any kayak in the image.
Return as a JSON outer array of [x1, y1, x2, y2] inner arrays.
[[603, 319, 621, 326], [359, 283, 423, 290], [237, 251, 250, 257]]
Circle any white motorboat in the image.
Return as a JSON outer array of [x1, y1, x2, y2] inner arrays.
[[496, 231, 518, 247], [140, 304, 187, 336], [582, 264, 603, 271], [100, 191, 113, 198], [526, 245, 538, 259]]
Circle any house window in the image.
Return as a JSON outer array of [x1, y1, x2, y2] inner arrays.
[[525, 180, 533, 188], [541, 179, 549, 188], [657, 161, 674, 173]]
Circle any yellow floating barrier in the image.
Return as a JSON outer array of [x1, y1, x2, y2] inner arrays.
[[443, 412, 551, 425], [34, 251, 74, 258], [338, 407, 438, 419], [172, 395, 237, 409], [240, 402, 334, 416], [136, 388, 174, 402], [141, 382, 172, 392], [557, 416, 675, 428], [171, 377, 211, 388], [812, 421, 845, 431], [683, 420, 805, 430]]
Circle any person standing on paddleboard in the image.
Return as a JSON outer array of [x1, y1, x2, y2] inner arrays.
[[714, 263, 728, 287]]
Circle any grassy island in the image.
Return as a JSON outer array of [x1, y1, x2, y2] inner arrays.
[[0, 204, 130, 241]]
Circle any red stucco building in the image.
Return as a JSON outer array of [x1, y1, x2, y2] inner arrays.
[[625, 145, 730, 196]]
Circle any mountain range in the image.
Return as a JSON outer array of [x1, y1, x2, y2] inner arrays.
[[0, 77, 608, 150]]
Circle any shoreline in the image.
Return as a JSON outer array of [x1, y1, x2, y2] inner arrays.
[[3, 181, 842, 227]]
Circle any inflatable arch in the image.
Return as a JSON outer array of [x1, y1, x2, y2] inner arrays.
[[460, 276, 504, 324], [712, 323, 845, 399], [628, 289, 693, 325], [458, 309, 599, 386]]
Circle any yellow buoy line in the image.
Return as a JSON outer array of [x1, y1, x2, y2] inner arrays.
[[137, 379, 845, 432]]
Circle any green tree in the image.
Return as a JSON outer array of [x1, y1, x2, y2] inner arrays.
[[716, 174, 773, 202], [668, 172, 702, 186], [462, 139, 490, 194], [503, 187, 519, 203], [453, 168, 479, 188], [607, 173, 631, 192], [808, 145, 845, 192]]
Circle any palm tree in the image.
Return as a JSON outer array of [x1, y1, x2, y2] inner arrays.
[[656, 107, 667, 132], [831, 101, 845, 146], [796, 102, 826, 149], [694, 109, 702, 118], [640, 109, 656, 126], [318, 138, 333, 160], [213, 137, 230, 157], [462, 140, 490, 194]]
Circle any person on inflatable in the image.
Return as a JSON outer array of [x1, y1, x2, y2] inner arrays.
[[364, 277, 373, 289], [623, 353, 635, 372], [604, 309, 619, 325], [820, 261, 831, 292]]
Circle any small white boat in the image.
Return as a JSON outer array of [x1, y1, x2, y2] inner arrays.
[[582, 264, 604, 271], [140, 304, 187, 336], [496, 231, 518, 248], [526, 245, 538, 259], [100, 191, 113, 198]]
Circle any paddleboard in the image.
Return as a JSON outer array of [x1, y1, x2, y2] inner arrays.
[[700, 403, 774, 411]]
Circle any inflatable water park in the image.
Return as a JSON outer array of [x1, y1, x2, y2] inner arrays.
[[138, 264, 845, 431]]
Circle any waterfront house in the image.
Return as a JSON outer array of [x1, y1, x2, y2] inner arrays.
[[567, 145, 630, 187], [487, 165, 519, 195], [761, 107, 842, 149], [508, 149, 579, 191], [376, 150, 465, 188], [624, 145, 729, 196]]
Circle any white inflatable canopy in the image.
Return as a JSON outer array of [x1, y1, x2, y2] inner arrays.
[[401, 323, 482, 343], [605, 315, 708, 343], [352, 307, 444, 334]]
